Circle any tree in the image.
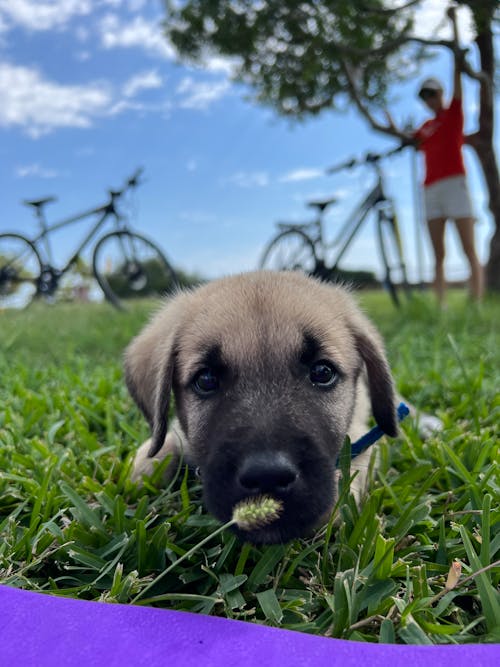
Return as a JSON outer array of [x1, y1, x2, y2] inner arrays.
[[164, 0, 499, 289]]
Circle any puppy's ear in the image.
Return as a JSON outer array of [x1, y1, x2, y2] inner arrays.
[[124, 294, 187, 457], [349, 313, 398, 437]]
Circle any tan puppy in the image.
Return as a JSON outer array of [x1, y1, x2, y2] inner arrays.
[[125, 271, 399, 543]]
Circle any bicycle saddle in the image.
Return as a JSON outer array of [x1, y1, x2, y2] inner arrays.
[[23, 196, 57, 209], [307, 197, 337, 212]]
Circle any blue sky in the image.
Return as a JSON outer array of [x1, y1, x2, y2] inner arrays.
[[0, 0, 497, 284]]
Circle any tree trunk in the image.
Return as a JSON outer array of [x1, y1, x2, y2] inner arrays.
[[473, 141, 500, 291], [471, 11, 499, 290]]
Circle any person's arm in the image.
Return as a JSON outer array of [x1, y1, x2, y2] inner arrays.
[[447, 6, 462, 100], [383, 111, 418, 147]]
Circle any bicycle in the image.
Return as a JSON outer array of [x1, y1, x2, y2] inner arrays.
[[260, 146, 411, 307], [0, 169, 178, 309]]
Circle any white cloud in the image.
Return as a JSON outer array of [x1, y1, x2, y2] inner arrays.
[[410, 0, 475, 43], [103, 0, 148, 10], [75, 25, 90, 42], [15, 163, 59, 178], [122, 69, 163, 97], [176, 76, 230, 110], [126, 0, 148, 10], [98, 10, 236, 76], [99, 13, 176, 60], [75, 51, 91, 62], [0, 0, 92, 32], [202, 54, 239, 76], [107, 99, 144, 116], [224, 171, 270, 188], [0, 62, 112, 137], [279, 167, 324, 183], [0, 61, 175, 137]]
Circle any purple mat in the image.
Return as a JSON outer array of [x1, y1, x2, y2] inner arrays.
[[0, 585, 497, 666]]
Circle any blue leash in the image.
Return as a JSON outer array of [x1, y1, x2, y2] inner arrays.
[[349, 402, 410, 460]]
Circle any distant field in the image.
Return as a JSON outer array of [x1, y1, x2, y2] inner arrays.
[[0, 288, 498, 644]]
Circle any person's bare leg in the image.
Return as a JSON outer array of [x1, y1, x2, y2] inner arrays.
[[455, 217, 484, 301], [427, 217, 447, 306]]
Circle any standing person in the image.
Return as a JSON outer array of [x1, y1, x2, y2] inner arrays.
[[413, 7, 483, 305]]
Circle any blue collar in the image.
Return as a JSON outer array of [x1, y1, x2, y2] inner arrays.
[[350, 402, 410, 460]]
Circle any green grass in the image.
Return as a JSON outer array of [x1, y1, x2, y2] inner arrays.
[[0, 289, 499, 644]]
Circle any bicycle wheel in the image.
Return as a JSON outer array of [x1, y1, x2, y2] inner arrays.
[[376, 211, 411, 308], [93, 231, 178, 309], [0, 233, 43, 309], [260, 229, 317, 273]]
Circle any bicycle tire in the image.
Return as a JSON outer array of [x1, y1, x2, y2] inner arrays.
[[0, 233, 43, 309], [92, 230, 178, 309], [376, 212, 411, 308], [259, 229, 318, 274]]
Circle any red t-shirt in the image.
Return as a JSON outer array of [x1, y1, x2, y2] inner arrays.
[[414, 98, 466, 186]]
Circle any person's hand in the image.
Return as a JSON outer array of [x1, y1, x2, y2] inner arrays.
[[384, 110, 398, 133], [447, 4, 460, 55]]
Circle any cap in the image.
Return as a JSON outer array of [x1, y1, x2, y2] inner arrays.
[[418, 77, 443, 97]]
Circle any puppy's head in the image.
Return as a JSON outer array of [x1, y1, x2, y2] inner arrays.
[[125, 271, 397, 543]]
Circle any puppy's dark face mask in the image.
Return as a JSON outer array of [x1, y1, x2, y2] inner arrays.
[[124, 273, 397, 544], [174, 329, 358, 543]]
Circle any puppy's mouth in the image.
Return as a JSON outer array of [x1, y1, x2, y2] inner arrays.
[[221, 494, 334, 544], [233, 523, 296, 545], [230, 516, 321, 545], [202, 466, 336, 544]]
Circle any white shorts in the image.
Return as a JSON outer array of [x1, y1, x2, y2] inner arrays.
[[423, 175, 474, 221]]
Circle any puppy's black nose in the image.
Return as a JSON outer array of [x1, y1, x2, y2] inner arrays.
[[238, 452, 299, 494]]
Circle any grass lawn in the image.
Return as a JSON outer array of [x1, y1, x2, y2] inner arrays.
[[0, 288, 498, 644]]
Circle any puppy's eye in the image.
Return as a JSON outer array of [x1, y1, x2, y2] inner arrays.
[[192, 368, 219, 396], [309, 360, 337, 388]]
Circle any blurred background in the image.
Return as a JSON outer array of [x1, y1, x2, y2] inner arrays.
[[0, 0, 497, 293]]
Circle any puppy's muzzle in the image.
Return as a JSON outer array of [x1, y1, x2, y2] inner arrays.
[[237, 451, 299, 495], [203, 434, 336, 543]]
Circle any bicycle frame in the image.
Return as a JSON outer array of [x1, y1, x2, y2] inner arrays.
[[311, 165, 391, 271], [261, 145, 409, 306], [328, 181, 388, 269], [28, 196, 125, 276]]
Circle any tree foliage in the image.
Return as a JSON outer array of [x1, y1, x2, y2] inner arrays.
[[166, 0, 419, 117]]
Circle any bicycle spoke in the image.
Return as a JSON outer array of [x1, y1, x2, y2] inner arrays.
[[260, 230, 316, 273], [93, 231, 178, 308]]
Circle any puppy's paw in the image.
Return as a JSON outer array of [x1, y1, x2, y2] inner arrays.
[[416, 412, 443, 440], [131, 432, 179, 485], [401, 399, 443, 440]]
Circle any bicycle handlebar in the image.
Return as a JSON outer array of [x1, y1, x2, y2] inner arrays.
[[107, 168, 144, 200], [126, 167, 144, 188], [326, 143, 406, 175]]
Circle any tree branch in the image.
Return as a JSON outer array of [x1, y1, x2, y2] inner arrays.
[[407, 36, 491, 86], [341, 59, 410, 143], [407, 35, 454, 49], [464, 132, 480, 149], [332, 34, 489, 90], [320, 33, 411, 60], [358, 0, 421, 15]]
